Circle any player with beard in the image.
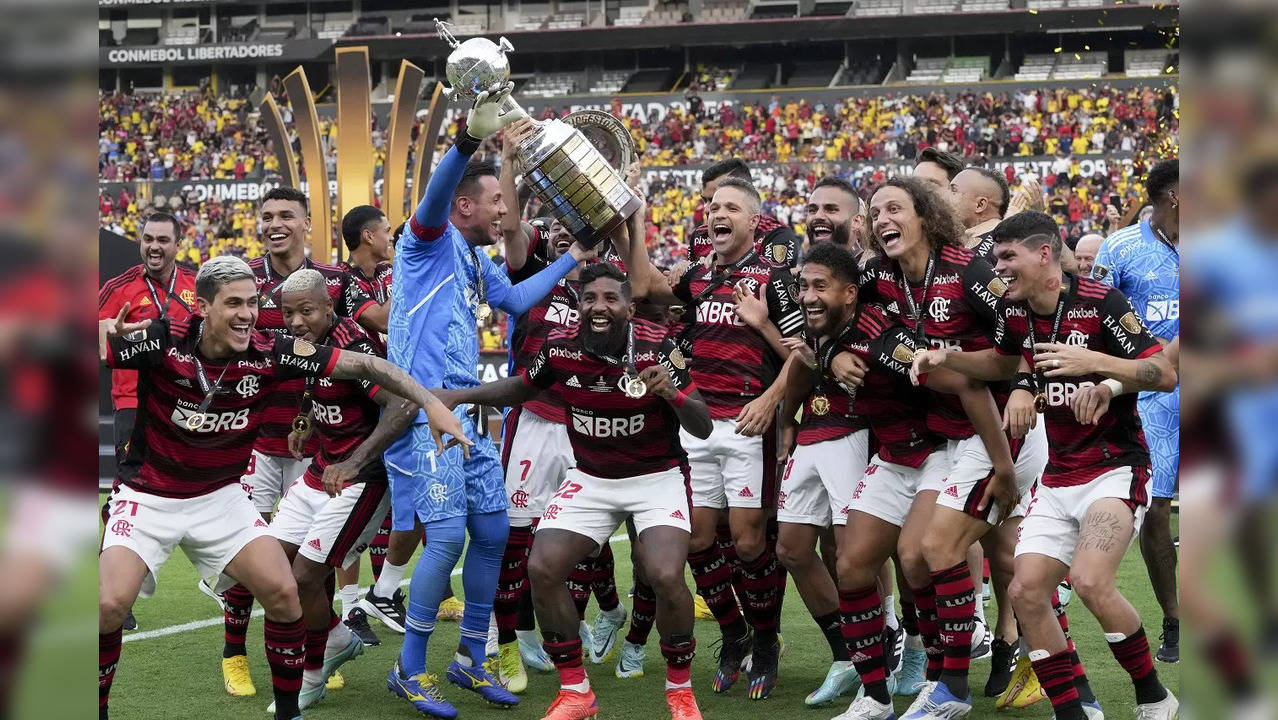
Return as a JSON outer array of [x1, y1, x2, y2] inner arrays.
[[429, 263, 713, 720], [912, 148, 964, 196], [861, 178, 1048, 719], [913, 211, 1180, 720], [805, 177, 864, 253], [629, 177, 804, 700], [98, 212, 197, 632], [688, 159, 799, 269], [98, 256, 466, 720], [949, 167, 1011, 259], [211, 186, 387, 698]]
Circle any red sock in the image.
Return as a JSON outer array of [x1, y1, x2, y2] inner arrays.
[[1052, 592, 1095, 702], [543, 636, 587, 686], [495, 526, 533, 645], [738, 548, 782, 635], [222, 583, 254, 656], [714, 523, 747, 606], [931, 561, 976, 692], [99, 628, 123, 710], [660, 634, 696, 686], [369, 510, 392, 581], [264, 617, 306, 718], [839, 585, 890, 703], [626, 579, 658, 646], [304, 628, 327, 674], [1030, 650, 1085, 719], [591, 543, 620, 612], [567, 561, 593, 620], [687, 545, 745, 632], [1205, 631, 1257, 699], [910, 582, 944, 681]]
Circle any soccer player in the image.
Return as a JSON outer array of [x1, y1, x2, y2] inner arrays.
[[382, 89, 601, 719], [98, 256, 466, 720], [805, 176, 865, 253], [431, 262, 714, 720], [949, 167, 1011, 257], [1072, 234, 1103, 279], [629, 177, 804, 699], [688, 158, 799, 268], [214, 186, 384, 696], [98, 211, 197, 631], [1091, 159, 1180, 663], [913, 210, 1180, 720], [912, 148, 964, 195]]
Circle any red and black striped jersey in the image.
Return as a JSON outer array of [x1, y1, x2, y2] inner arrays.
[[864, 245, 1005, 440], [689, 213, 799, 268], [970, 230, 997, 263], [105, 317, 340, 499], [343, 261, 394, 305], [302, 317, 386, 490], [98, 264, 198, 411], [507, 255, 583, 423], [673, 256, 804, 418], [818, 303, 943, 467], [994, 275, 1161, 489], [249, 255, 375, 457], [521, 319, 695, 478]]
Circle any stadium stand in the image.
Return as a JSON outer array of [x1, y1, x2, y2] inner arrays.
[[853, 0, 904, 17], [614, 4, 650, 26]]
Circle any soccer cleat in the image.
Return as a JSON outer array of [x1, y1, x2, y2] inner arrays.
[[360, 588, 407, 634], [901, 680, 970, 719], [496, 641, 529, 694], [199, 578, 228, 612], [222, 655, 257, 696], [437, 596, 465, 622], [487, 613, 500, 658], [983, 638, 1017, 697], [805, 660, 861, 706], [666, 687, 703, 720], [445, 651, 519, 706], [540, 688, 599, 720], [711, 631, 752, 693], [741, 632, 787, 672], [327, 670, 345, 690], [895, 641, 927, 696], [1135, 690, 1178, 720], [902, 681, 936, 717], [969, 619, 992, 660], [323, 632, 364, 682], [746, 635, 780, 700], [588, 606, 628, 664], [615, 641, 646, 678], [996, 656, 1045, 709], [345, 607, 381, 646], [520, 635, 555, 672], [1156, 617, 1179, 664], [1057, 578, 1073, 607], [1083, 700, 1105, 719], [122, 610, 138, 632], [693, 594, 714, 620], [387, 663, 458, 719], [835, 695, 898, 720], [885, 625, 906, 676]]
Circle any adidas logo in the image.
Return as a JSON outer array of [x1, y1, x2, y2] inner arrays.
[[669, 509, 685, 520], [254, 518, 267, 527], [737, 486, 754, 498], [566, 375, 582, 388], [174, 378, 192, 387], [308, 538, 322, 551], [945, 485, 960, 498]]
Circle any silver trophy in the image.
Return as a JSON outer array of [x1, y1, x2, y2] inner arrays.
[[438, 19, 643, 248]]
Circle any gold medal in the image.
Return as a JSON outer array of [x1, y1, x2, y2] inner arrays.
[[292, 415, 312, 434], [186, 413, 205, 431], [624, 376, 647, 399], [810, 395, 830, 416], [475, 302, 492, 321], [1034, 392, 1048, 413]]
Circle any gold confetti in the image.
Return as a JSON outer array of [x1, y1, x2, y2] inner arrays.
[[1054, 47, 1062, 53], [1028, 7, 1037, 12]]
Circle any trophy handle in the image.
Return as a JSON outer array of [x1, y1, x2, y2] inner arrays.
[[498, 37, 514, 54]]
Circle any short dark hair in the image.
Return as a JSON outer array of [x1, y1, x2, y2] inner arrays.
[[391, 221, 406, 246], [917, 148, 964, 181], [702, 158, 752, 186], [342, 205, 386, 252], [713, 176, 762, 211], [802, 242, 860, 285], [456, 158, 498, 201], [969, 167, 1010, 217], [140, 211, 180, 238], [579, 261, 631, 300], [262, 186, 309, 214], [811, 176, 860, 205], [992, 210, 1062, 260], [1146, 159, 1178, 204]]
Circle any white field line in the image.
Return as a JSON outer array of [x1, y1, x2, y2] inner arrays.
[[124, 532, 631, 643]]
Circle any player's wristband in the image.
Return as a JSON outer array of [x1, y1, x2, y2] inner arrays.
[[455, 129, 482, 156], [1100, 378, 1126, 397], [670, 390, 688, 407], [1012, 372, 1035, 394]]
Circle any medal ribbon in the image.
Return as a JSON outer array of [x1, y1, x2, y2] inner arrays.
[[585, 322, 641, 388], [817, 314, 863, 402], [1026, 275, 1072, 399], [693, 249, 759, 304], [190, 322, 231, 420], [467, 245, 488, 311], [143, 266, 190, 320], [897, 252, 936, 348]]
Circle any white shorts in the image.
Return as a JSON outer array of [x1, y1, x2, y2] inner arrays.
[[849, 448, 951, 528], [503, 410, 574, 523], [681, 419, 767, 509], [539, 466, 692, 547], [1015, 466, 1150, 567], [935, 421, 1048, 523], [101, 483, 269, 598], [12, 485, 98, 574], [270, 479, 390, 570], [778, 430, 871, 527], [242, 450, 310, 514]]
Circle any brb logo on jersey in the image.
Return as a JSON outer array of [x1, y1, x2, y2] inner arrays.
[[696, 300, 743, 326], [545, 302, 579, 326], [1044, 381, 1096, 407], [571, 411, 645, 438], [313, 404, 344, 425]]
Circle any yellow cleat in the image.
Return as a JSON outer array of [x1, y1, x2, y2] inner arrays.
[[693, 594, 714, 621], [496, 642, 529, 694], [326, 669, 345, 690], [222, 655, 256, 697], [996, 656, 1045, 710], [437, 596, 465, 621]]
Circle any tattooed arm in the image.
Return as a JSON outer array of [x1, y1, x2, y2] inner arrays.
[[329, 351, 472, 454], [1032, 344, 1178, 393], [320, 392, 420, 496]]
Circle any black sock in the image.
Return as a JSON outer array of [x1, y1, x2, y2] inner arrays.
[[1134, 667, 1167, 705], [865, 680, 891, 705], [940, 669, 969, 700], [516, 587, 536, 632], [815, 611, 850, 662], [1072, 651, 1097, 704], [223, 643, 246, 658]]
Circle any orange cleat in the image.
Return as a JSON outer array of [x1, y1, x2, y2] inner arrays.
[[540, 688, 599, 720], [665, 687, 703, 720]]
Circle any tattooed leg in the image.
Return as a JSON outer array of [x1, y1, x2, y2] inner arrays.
[[1070, 498, 1142, 635]]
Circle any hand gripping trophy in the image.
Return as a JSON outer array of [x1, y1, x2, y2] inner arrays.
[[437, 19, 643, 248]]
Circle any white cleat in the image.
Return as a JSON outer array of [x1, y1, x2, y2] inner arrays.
[[1135, 690, 1179, 720], [589, 606, 627, 664], [833, 695, 897, 720], [615, 641, 646, 678]]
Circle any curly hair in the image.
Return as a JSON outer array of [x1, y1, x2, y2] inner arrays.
[[870, 176, 967, 255]]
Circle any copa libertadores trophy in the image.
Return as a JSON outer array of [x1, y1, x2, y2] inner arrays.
[[437, 19, 643, 248]]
